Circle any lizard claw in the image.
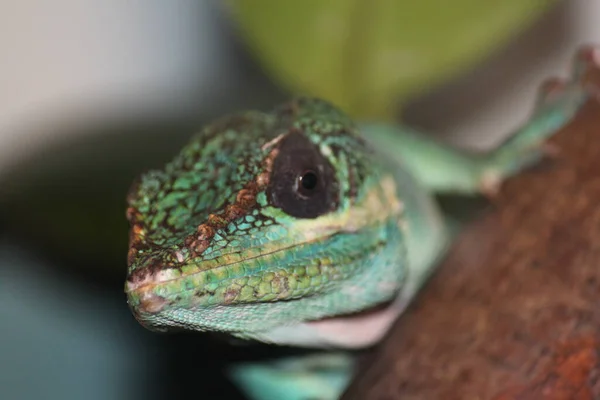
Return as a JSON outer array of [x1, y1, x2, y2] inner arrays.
[[480, 45, 600, 200], [537, 45, 600, 107], [572, 44, 600, 80], [536, 78, 566, 106], [540, 141, 562, 159]]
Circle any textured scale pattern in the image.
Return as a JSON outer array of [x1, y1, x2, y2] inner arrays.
[[125, 98, 406, 337], [123, 46, 599, 400]]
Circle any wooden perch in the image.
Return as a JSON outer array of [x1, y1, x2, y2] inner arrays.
[[342, 48, 600, 400]]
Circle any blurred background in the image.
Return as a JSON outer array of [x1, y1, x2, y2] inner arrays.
[[1, 1, 599, 399]]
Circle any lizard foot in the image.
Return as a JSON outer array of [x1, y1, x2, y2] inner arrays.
[[479, 45, 600, 198], [536, 45, 600, 108], [228, 352, 353, 400]]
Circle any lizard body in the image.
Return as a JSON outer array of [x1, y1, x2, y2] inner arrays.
[[125, 48, 595, 399]]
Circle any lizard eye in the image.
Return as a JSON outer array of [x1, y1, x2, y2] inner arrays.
[[267, 132, 339, 218], [297, 170, 319, 197]]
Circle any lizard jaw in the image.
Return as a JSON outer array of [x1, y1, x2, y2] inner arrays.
[[125, 225, 398, 329]]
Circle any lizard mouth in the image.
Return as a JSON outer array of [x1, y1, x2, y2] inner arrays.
[[126, 229, 389, 315]]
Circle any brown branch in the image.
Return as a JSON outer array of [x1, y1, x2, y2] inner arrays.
[[342, 50, 600, 400]]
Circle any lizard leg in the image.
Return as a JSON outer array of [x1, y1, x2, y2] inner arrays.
[[362, 46, 599, 196], [228, 352, 354, 400]]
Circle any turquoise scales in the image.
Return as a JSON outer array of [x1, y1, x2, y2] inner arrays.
[[125, 47, 598, 400], [126, 98, 414, 344]]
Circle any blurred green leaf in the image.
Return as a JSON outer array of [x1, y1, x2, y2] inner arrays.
[[229, 0, 555, 120]]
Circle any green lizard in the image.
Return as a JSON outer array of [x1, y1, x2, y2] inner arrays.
[[125, 48, 596, 399]]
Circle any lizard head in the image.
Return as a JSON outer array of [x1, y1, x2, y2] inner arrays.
[[125, 98, 407, 348]]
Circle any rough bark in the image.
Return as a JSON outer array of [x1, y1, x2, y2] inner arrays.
[[343, 51, 600, 400]]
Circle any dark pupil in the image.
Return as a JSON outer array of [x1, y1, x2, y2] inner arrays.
[[299, 171, 318, 191], [267, 131, 338, 218]]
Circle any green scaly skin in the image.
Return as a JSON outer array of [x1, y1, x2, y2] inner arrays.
[[125, 48, 596, 400]]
